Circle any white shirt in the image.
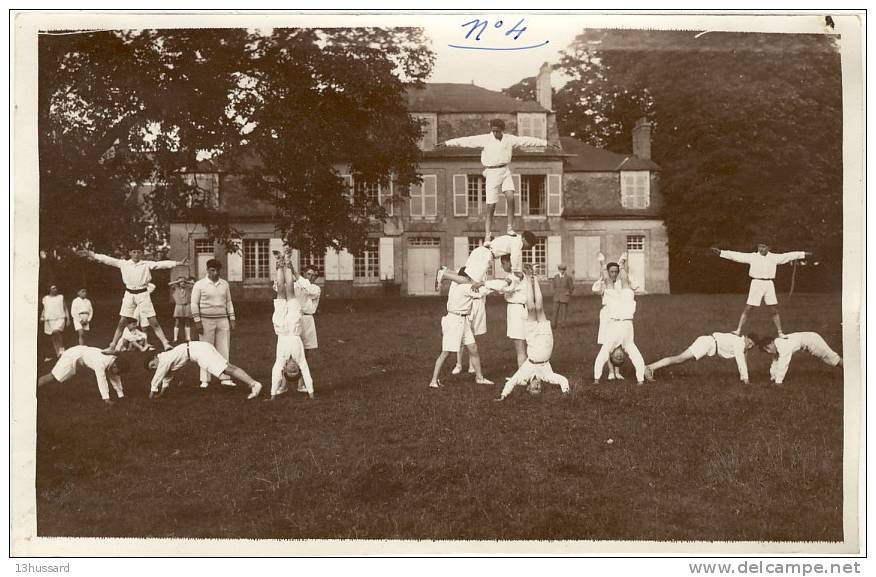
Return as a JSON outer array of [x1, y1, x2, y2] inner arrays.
[[64, 346, 121, 399], [525, 320, 554, 363], [71, 297, 93, 321], [92, 253, 178, 290], [294, 278, 321, 315], [719, 250, 806, 279], [446, 282, 482, 316], [149, 341, 218, 390], [271, 335, 313, 396], [273, 298, 303, 337], [41, 294, 67, 321], [770, 332, 829, 384], [711, 332, 749, 382], [488, 235, 525, 274], [486, 274, 526, 304], [443, 133, 548, 167]]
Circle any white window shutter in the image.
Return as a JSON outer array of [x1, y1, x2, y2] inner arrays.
[[517, 114, 531, 137], [534, 114, 547, 139], [547, 174, 562, 216], [324, 248, 340, 281], [573, 236, 602, 280], [227, 244, 243, 282], [547, 236, 562, 276], [495, 188, 507, 216], [512, 174, 522, 216], [586, 236, 602, 279], [453, 237, 469, 271], [338, 249, 354, 280], [379, 237, 394, 280], [409, 182, 423, 217], [453, 174, 468, 216], [423, 175, 438, 217], [342, 174, 353, 203], [379, 182, 393, 216]]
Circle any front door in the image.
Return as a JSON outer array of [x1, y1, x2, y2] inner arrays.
[[407, 242, 440, 295]]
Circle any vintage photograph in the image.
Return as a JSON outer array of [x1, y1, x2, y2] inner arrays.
[[12, 11, 864, 555]]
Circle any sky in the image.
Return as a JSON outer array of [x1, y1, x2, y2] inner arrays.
[[421, 15, 585, 91]]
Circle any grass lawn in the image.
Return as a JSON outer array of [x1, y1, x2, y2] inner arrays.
[[34, 292, 845, 541]]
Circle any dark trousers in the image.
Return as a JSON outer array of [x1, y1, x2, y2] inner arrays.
[[552, 301, 569, 327]]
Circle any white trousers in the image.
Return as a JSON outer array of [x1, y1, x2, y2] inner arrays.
[[200, 317, 230, 382], [593, 319, 646, 382]]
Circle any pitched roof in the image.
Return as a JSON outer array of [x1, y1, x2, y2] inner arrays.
[[407, 83, 548, 113], [560, 136, 660, 172]]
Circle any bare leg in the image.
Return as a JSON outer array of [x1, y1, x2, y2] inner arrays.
[[465, 343, 489, 382], [430, 351, 450, 386], [503, 189, 515, 233], [184, 320, 192, 341], [513, 339, 527, 368], [454, 346, 464, 372], [106, 317, 130, 352], [77, 329, 86, 346], [485, 203, 496, 241], [51, 332, 64, 356], [734, 306, 752, 335], [147, 316, 172, 350], [769, 305, 785, 336], [647, 351, 696, 373], [173, 319, 180, 342], [223, 364, 262, 399]]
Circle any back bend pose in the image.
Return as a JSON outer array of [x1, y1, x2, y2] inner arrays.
[[442, 118, 548, 242], [267, 253, 314, 401], [592, 255, 647, 385], [495, 267, 569, 401], [146, 341, 262, 400], [758, 331, 843, 386], [645, 332, 758, 384], [437, 231, 535, 290], [37, 346, 128, 405], [711, 242, 810, 337], [78, 248, 187, 352]]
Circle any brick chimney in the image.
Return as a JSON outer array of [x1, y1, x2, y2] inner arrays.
[[536, 62, 552, 111], [632, 117, 652, 160]]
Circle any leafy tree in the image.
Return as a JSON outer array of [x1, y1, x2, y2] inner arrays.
[[38, 27, 434, 258], [547, 29, 842, 291]]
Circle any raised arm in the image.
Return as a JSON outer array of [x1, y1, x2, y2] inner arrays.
[[773, 251, 809, 265], [82, 250, 124, 269], [148, 257, 188, 271], [715, 249, 755, 265], [511, 135, 548, 148], [294, 276, 321, 297], [442, 134, 491, 148]]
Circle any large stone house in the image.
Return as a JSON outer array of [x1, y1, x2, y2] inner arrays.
[[165, 65, 669, 299]]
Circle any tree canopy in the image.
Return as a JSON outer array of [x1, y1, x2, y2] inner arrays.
[[507, 30, 843, 291], [38, 27, 435, 256]]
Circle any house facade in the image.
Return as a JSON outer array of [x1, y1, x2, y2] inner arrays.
[[165, 66, 670, 299]]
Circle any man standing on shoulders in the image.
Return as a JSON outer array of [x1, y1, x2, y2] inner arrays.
[[551, 263, 574, 328], [191, 258, 236, 389]]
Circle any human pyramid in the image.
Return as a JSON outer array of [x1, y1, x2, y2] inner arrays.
[[36, 119, 843, 405]]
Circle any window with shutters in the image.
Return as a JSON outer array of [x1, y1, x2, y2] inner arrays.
[[354, 238, 380, 280], [305, 251, 325, 277], [243, 239, 270, 280], [467, 237, 494, 278], [467, 175, 486, 216], [523, 236, 547, 276], [516, 113, 547, 139], [620, 171, 650, 209], [520, 175, 546, 216], [409, 175, 437, 218], [413, 113, 437, 150]]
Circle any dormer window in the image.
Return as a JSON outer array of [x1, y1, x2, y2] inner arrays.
[[517, 113, 547, 139], [412, 113, 437, 150], [620, 171, 650, 209]]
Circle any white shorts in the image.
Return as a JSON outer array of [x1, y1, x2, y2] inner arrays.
[[194, 346, 230, 378], [463, 246, 494, 283], [483, 166, 514, 204], [747, 279, 778, 306], [442, 313, 475, 352], [506, 303, 527, 340], [470, 300, 487, 336], [685, 335, 717, 360], [50, 350, 79, 382], [120, 290, 155, 318], [73, 313, 90, 331], [300, 315, 318, 349], [43, 318, 66, 335]]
